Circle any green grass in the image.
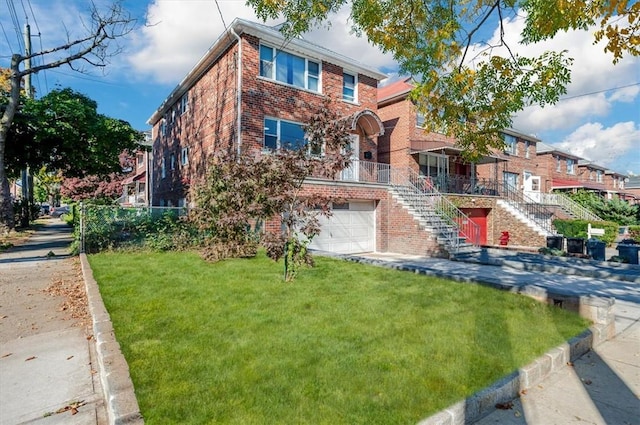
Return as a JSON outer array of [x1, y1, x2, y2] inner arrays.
[[89, 251, 590, 425]]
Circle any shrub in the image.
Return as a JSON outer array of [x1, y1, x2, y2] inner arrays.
[[552, 219, 617, 246]]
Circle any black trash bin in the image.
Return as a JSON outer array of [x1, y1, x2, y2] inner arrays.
[[617, 244, 640, 265], [546, 235, 564, 250], [586, 238, 606, 261], [566, 237, 585, 255]]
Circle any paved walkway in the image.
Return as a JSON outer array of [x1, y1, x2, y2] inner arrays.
[[0, 220, 107, 425], [346, 250, 640, 425]]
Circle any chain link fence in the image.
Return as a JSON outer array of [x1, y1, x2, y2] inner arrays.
[[78, 204, 203, 253]]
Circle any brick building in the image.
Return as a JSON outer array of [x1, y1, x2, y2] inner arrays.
[[147, 18, 451, 256]]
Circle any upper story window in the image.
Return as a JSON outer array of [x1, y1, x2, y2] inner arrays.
[[343, 72, 356, 102], [260, 44, 320, 92], [503, 133, 517, 155], [181, 147, 189, 166], [566, 158, 575, 174], [416, 111, 426, 128], [170, 153, 176, 171], [137, 154, 144, 168], [524, 140, 530, 158], [180, 93, 189, 115], [596, 170, 603, 182], [160, 119, 167, 137], [264, 117, 306, 151], [161, 157, 166, 179], [556, 156, 561, 172], [619, 178, 625, 189]]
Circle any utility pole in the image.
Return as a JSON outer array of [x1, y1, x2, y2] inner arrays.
[[20, 23, 34, 222]]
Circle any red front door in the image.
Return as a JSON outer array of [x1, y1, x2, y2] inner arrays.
[[461, 208, 488, 245]]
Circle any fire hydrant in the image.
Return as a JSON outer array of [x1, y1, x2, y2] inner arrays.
[[499, 231, 510, 246]]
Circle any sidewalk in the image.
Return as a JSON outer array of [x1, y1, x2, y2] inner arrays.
[[0, 220, 107, 425], [343, 249, 640, 425]]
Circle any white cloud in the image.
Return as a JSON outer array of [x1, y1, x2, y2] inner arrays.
[[489, 13, 640, 135], [555, 121, 640, 170], [127, 2, 394, 84]]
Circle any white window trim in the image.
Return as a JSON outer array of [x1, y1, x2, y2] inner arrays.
[[566, 158, 575, 175], [180, 93, 189, 115], [161, 157, 166, 179], [263, 117, 315, 153], [170, 153, 176, 171], [259, 43, 322, 93], [503, 134, 517, 155], [181, 147, 189, 166], [342, 71, 357, 103]]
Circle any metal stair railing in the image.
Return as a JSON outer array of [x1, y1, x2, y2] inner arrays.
[[498, 183, 557, 235], [386, 166, 481, 251], [539, 192, 603, 221]]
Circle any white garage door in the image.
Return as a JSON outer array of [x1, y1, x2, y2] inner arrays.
[[309, 200, 375, 254]]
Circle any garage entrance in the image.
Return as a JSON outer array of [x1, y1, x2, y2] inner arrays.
[[309, 200, 375, 254]]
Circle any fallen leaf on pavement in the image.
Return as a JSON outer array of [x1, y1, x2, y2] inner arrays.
[[495, 401, 513, 410], [25, 356, 36, 361], [1, 353, 12, 358]]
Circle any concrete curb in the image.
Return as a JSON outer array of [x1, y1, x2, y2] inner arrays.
[[417, 328, 598, 425], [80, 254, 144, 425]]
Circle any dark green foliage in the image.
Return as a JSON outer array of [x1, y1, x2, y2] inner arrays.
[[629, 225, 640, 242], [76, 205, 202, 254], [552, 219, 618, 245], [566, 190, 638, 225]]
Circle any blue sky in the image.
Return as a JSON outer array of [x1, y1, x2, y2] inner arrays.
[[2, 0, 639, 174]]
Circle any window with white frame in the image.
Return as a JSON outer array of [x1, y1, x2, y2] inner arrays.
[[259, 44, 320, 92], [524, 140, 530, 158], [170, 153, 176, 170], [161, 157, 166, 178], [596, 170, 603, 182], [556, 156, 561, 172], [180, 93, 188, 115], [567, 158, 575, 174], [264, 118, 306, 151], [416, 111, 426, 128], [343, 72, 356, 102], [160, 119, 167, 137], [181, 147, 189, 166], [613, 176, 618, 188], [503, 133, 517, 155]]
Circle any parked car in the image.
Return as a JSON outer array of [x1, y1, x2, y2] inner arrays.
[[39, 203, 50, 216], [50, 205, 70, 218]]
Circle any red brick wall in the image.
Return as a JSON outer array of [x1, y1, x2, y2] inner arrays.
[[152, 33, 383, 206]]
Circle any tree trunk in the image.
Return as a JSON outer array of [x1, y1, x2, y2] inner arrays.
[[0, 54, 23, 234]]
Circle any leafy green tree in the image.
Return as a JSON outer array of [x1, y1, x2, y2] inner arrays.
[[567, 189, 638, 225], [5, 88, 141, 179], [248, 0, 638, 161], [0, 1, 135, 234]]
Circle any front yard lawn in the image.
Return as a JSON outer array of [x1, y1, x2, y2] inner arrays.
[[89, 251, 589, 425]]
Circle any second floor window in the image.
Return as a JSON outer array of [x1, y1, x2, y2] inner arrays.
[[161, 157, 166, 179], [264, 118, 306, 151], [503, 134, 517, 155], [181, 147, 189, 166], [567, 158, 575, 175], [170, 153, 176, 171], [260, 45, 320, 92], [524, 141, 530, 158], [596, 170, 603, 182], [416, 111, 426, 128], [343, 72, 356, 102], [180, 93, 188, 115]]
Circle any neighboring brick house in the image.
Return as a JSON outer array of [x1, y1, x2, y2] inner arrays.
[[625, 175, 640, 205], [147, 18, 452, 256], [120, 131, 152, 207], [536, 142, 632, 201], [377, 78, 508, 192]]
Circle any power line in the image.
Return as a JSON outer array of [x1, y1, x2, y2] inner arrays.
[[560, 82, 640, 101]]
